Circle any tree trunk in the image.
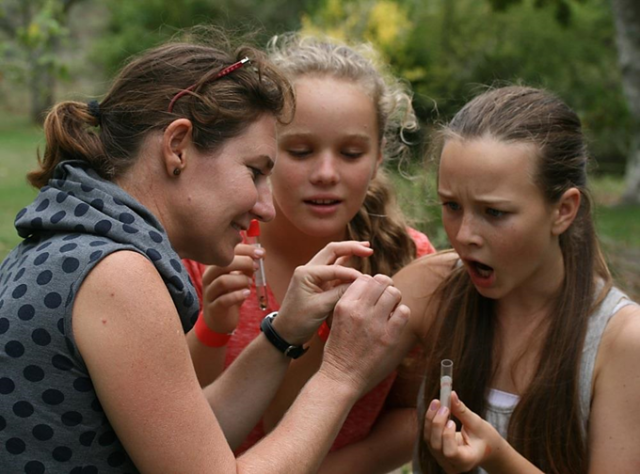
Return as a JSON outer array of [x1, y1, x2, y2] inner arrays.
[[611, 0, 640, 204], [29, 57, 56, 125]]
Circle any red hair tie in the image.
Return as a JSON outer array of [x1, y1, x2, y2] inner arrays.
[[168, 57, 250, 113]]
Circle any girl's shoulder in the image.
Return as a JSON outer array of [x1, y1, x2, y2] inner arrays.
[[393, 250, 459, 340], [598, 297, 640, 364]]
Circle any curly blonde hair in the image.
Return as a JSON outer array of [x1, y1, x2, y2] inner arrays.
[[267, 34, 420, 275]]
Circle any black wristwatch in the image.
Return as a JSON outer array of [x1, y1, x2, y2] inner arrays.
[[260, 311, 308, 359]]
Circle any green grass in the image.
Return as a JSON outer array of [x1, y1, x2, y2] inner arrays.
[[0, 114, 41, 258], [1, 114, 638, 299]]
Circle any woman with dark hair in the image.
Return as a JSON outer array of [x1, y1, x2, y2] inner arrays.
[[0, 30, 410, 473], [392, 86, 640, 473]]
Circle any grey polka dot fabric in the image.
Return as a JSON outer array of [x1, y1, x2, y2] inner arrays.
[[1, 161, 199, 472]]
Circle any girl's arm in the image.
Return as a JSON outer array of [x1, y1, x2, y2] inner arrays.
[[588, 303, 640, 472], [184, 244, 259, 387]]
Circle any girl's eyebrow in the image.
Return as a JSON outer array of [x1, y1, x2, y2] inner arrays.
[[278, 130, 372, 143], [437, 189, 512, 206]]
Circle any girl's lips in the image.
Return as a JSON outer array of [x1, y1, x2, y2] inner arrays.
[[464, 259, 496, 288], [303, 198, 342, 216]]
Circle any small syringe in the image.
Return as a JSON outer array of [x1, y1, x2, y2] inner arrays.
[[246, 219, 268, 311], [440, 359, 453, 410]]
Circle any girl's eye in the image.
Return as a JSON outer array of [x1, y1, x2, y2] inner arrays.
[[442, 202, 461, 211], [487, 208, 506, 218], [287, 149, 311, 158], [342, 150, 364, 159]]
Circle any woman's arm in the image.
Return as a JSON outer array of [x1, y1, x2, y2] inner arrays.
[[74, 243, 409, 473], [588, 303, 640, 472], [317, 408, 417, 474], [316, 336, 425, 473]]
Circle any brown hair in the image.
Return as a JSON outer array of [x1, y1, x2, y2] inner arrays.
[[29, 28, 294, 188], [267, 34, 418, 274], [418, 86, 611, 473]]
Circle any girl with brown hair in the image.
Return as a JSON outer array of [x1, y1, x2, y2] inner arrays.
[[392, 86, 640, 473], [0, 29, 411, 473], [183, 34, 435, 472]]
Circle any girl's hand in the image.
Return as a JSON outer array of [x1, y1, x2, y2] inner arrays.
[[274, 241, 373, 345], [424, 391, 504, 473], [200, 243, 262, 334]]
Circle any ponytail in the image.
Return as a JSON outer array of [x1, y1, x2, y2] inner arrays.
[[28, 101, 105, 189]]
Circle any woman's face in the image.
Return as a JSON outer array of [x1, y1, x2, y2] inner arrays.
[[270, 76, 382, 240], [438, 137, 565, 300], [172, 115, 277, 265]]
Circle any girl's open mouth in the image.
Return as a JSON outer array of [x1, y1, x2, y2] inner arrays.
[[473, 261, 494, 278], [465, 260, 496, 288]]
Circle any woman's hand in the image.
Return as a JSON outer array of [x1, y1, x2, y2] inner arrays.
[[321, 273, 410, 396], [274, 241, 374, 345], [424, 391, 504, 473], [200, 243, 262, 334]]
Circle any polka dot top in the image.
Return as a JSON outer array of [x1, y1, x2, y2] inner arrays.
[[0, 161, 198, 473]]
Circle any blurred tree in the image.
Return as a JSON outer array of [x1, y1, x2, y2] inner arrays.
[[611, 0, 640, 204], [96, 0, 317, 75], [303, 0, 629, 176], [0, 0, 86, 123], [487, 0, 640, 202]]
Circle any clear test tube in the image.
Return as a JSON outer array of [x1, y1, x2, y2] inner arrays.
[[246, 219, 268, 311], [440, 359, 453, 410]]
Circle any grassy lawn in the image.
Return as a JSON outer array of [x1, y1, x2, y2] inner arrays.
[[1, 114, 638, 299], [0, 114, 41, 258]]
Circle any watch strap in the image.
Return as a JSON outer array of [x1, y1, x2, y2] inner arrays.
[[260, 311, 308, 359]]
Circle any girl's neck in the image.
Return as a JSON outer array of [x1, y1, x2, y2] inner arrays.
[[260, 214, 348, 267], [495, 244, 566, 327]]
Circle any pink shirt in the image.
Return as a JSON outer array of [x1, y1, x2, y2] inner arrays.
[[184, 227, 435, 453]]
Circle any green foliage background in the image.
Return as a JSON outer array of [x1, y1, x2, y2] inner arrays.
[[1, 0, 630, 172]]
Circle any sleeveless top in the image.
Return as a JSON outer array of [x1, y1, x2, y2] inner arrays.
[[0, 161, 199, 473], [412, 285, 638, 473], [184, 226, 436, 453]]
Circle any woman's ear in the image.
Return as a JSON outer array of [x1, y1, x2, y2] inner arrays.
[[161, 119, 193, 177], [551, 187, 581, 236]]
